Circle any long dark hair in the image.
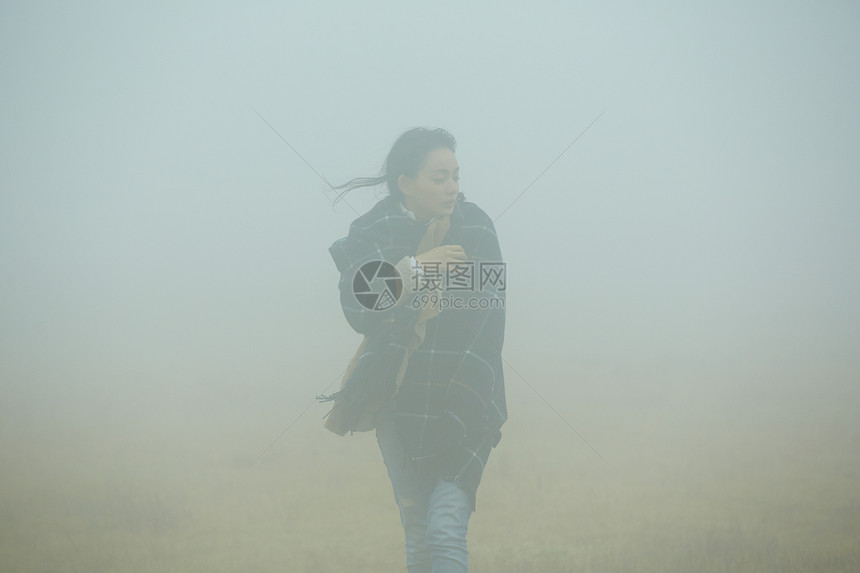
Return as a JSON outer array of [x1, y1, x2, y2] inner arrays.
[[329, 127, 458, 205]]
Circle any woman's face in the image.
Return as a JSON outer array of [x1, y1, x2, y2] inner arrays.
[[398, 147, 460, 221]]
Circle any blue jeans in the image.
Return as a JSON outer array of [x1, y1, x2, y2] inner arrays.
[[376, 409, 471, 573]]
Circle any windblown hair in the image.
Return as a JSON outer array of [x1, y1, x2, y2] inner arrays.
[[329, 127, 457, 204]]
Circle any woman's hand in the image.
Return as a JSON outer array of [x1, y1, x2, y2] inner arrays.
[[415, 245, 467, 268]]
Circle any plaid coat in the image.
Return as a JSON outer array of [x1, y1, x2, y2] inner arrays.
[[327, 193, 507, 511]]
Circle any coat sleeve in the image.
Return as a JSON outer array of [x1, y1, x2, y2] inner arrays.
[[474, 215, 505, 354], [330, 236, 422, 336], [458, 211, 507, 427]]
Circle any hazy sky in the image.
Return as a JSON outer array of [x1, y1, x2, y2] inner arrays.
[[2, 1, 858, 428]]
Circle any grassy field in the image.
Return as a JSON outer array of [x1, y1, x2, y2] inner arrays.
[[1, 377, 858, 573]]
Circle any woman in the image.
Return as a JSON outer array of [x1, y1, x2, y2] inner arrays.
[[321, 127, 506, 572]]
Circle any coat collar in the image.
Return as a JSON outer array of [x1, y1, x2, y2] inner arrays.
[[385, 193, 465, 227]]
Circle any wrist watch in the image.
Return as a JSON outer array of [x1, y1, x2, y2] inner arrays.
[[409, 256, 424, 276]]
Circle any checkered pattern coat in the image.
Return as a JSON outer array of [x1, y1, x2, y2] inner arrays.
[[327, 193, 506, 511]]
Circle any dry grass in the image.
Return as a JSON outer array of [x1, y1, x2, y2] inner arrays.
[[1, 380, 858, 572]]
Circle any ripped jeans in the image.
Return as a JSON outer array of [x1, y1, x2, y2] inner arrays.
[[375, 408, 472, 573]]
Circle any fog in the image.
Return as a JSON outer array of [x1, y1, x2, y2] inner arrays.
[[2, 2, 858, 571]]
